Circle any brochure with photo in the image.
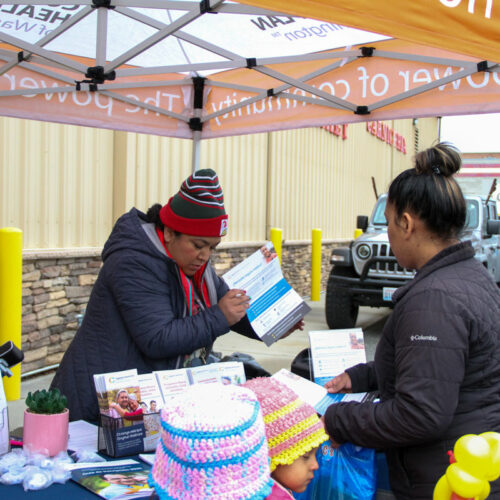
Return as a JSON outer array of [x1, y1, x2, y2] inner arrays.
[[93, 369, 140, 418], [93, 370, 156, 457], [223, 242, 311, 346], [70, 459, 152, 499], [136, 373, 164, 412], [308, 328, 367, 387]]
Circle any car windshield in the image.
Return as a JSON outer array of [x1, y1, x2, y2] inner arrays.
[[371, 197, 480, 229], [372, 197, 387, 225], [464, 199, 479, 229]]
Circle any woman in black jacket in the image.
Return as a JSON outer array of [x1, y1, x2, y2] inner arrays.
[[323, 143, 500, 499]]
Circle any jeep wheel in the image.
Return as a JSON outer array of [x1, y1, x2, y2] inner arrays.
[[325, 267, 359, 329]]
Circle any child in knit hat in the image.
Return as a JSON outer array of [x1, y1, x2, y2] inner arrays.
[[243, 377, 329, 499], [149, 383, 273, 500]]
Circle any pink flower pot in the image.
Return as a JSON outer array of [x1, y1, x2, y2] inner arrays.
[[23, 408, 69, 456]]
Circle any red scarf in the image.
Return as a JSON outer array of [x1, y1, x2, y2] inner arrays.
[[156, 228, 211, 315]]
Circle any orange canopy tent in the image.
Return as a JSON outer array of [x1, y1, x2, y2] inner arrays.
[[239, 0, 500, 64], [0, 0, 498, 168]]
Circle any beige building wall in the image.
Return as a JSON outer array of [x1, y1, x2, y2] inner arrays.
[[0, 119, 114, 249], [0, 116, 439, 249], [267, 118, 439, 241]]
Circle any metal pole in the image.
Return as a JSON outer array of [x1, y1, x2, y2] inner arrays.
[[311, 228, 322, 301], [192, 130, 201, 172], [0, 227, 22, 401], [270, 228, 282, 263]]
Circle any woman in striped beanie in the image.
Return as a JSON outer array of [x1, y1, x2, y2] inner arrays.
[[51, 169, 273, 423]]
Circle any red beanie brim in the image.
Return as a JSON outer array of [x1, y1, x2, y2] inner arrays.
[[160, 200, 228, 237]]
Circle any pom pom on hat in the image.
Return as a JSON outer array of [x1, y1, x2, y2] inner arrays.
[[149, 384, 273, 500], [160, 169, 228, 237], [243, 377, 328, 472]]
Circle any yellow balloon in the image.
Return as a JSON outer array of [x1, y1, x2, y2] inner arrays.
[[477, 480, 490, 500], [433, 474, 453, 500], [454, 435, 491, 479], [479, 432, 500, 481], [446, 463, 487, 498]]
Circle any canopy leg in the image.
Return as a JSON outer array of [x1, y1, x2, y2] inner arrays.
[[192, 131, 201, 173]]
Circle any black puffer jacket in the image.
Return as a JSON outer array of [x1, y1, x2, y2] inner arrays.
[[50, 208, 257, 423], [324, 241, 500, 499]]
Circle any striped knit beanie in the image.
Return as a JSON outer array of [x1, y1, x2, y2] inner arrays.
[[243, 377, 328, 472], [160, 169, 228, 237], [149, 384, 273, 500]]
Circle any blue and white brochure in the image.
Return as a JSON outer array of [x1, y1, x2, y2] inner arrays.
[[308, 328, 367, 387], [223, 242, 311, 346]]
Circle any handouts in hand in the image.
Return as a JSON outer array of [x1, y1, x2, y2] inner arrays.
[[324, 371, 353, 394], [218, 289, 250, 326]]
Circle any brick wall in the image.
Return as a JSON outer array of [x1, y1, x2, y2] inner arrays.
[[20, 241, 345, 374]]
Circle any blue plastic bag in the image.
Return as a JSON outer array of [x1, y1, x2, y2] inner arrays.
[[294, 441, 377, 500]]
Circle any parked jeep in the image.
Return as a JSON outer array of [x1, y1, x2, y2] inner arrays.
[[325, 194, 500, 329]]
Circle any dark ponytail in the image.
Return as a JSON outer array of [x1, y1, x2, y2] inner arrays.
[[146, 203, 182, 236], [146, 203, 164, 231], [387, 142, 466, 241]]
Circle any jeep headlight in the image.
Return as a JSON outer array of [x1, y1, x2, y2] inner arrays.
[[356, 244, 371, 260]]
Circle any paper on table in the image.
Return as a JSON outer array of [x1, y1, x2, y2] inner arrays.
[[272, 369, 329, 412], [138, 453, 156, 466], [67, 420, 98, 452], [272, 368, 375, 415], [66, 459, 138, 471]]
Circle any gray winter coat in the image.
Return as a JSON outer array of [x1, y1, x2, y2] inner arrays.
[[324, 241, 500, 499], [50, 208, 257, 423]]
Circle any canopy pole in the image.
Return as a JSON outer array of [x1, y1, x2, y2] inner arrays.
[[192, 132, 201, 173], [189, 76, 206, 173]]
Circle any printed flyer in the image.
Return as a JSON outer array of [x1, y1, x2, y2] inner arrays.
[[70, 459, 152, 499], [223, 242, 311, 346], [308, 328, 367, 387]]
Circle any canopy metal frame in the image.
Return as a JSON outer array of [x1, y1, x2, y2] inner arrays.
[[0, 0, 496, 171]]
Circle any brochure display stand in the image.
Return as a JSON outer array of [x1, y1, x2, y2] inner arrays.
[[98, 412, 161, 458]]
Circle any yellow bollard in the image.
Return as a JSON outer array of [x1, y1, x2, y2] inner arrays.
[[0, 228, 22, 401], [354, 228, 363, 239], [311, 228, 322, 301], [270, 228, 282, 264]]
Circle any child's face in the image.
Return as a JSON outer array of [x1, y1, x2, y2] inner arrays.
[[271, 447, 319, 493]]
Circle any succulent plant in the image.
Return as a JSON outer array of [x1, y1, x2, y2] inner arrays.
[[25, 388, 68, 414]]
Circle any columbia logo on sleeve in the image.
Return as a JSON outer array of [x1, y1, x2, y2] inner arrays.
[[410, 334, 438, 342]]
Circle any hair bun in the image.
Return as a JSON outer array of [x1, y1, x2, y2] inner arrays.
[[415, 142, 461, 177]]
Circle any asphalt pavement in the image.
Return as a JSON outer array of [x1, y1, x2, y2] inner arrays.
[[6, 294, 390, 432]]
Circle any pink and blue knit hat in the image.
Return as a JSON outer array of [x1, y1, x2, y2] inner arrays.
[[149, 383, 273, 500]]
